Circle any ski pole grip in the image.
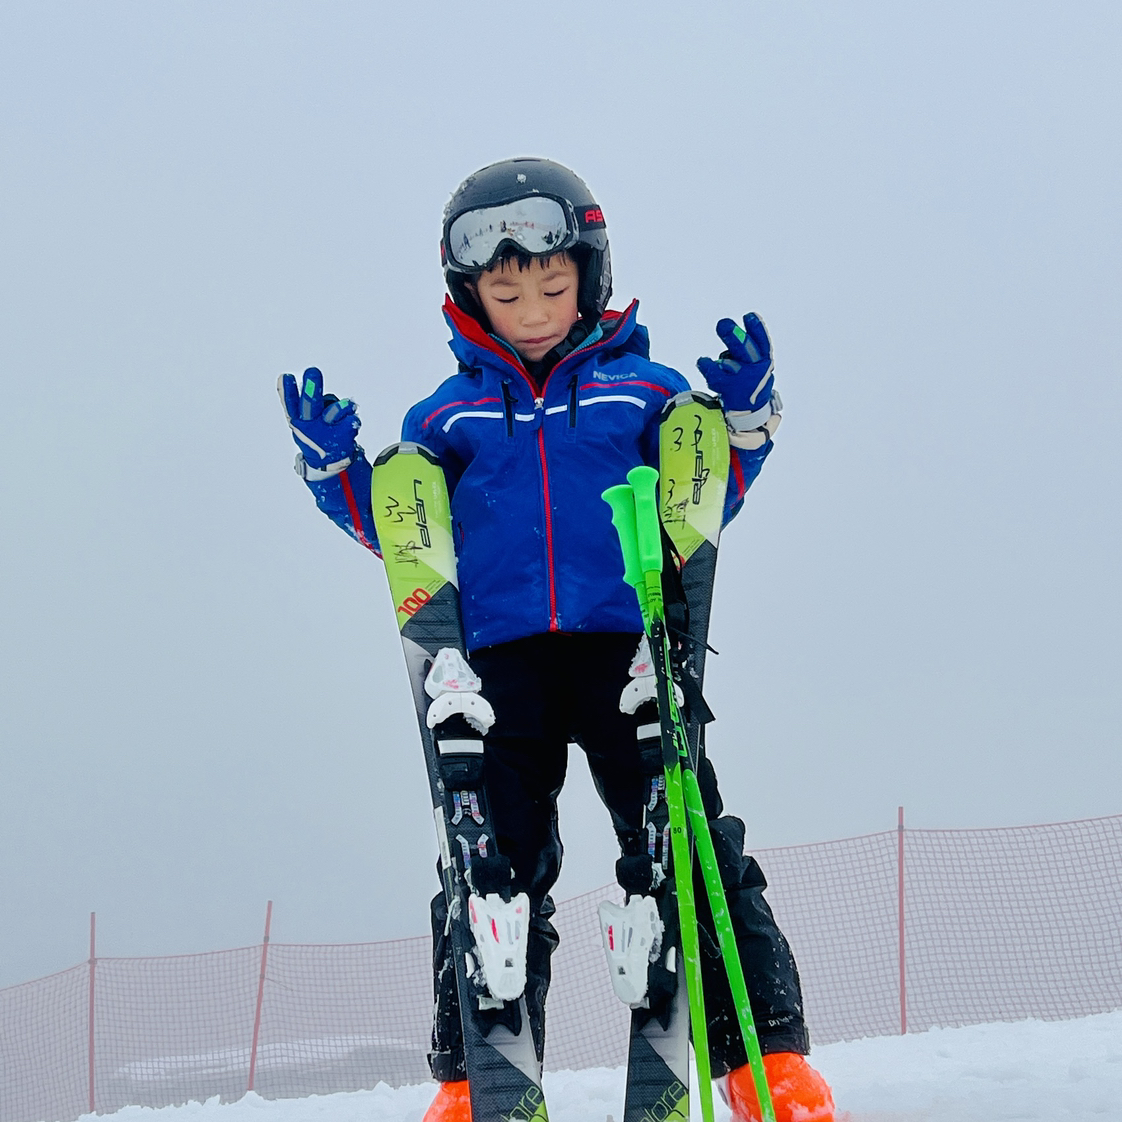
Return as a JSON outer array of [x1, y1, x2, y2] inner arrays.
[[627, 466, 662, 575], [602, 484, 641, 589]]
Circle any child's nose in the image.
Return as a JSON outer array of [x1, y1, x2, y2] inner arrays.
[[522, 298, 549, 324]]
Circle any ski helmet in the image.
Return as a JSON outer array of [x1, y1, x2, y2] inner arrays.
[[441, 157, 612, 323]]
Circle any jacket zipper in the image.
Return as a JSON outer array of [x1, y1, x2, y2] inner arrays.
[[512, 313, 634, 633], [536, 424, 559, 631], [501, 379, 516, 437]]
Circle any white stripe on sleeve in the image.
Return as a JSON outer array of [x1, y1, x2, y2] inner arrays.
[[579, 395, 646, 409], [442, 410, 505, 433]]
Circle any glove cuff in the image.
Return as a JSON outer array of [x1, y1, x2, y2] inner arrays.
[[294, 452, 355, 480], [729, 413, 782, 450], [725, 401, 774, 433]]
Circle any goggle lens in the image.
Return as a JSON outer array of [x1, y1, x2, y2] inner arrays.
[[446, 196, 575, 270]]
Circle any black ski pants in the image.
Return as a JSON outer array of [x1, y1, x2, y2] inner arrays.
[[428, 632, 808, 1081]]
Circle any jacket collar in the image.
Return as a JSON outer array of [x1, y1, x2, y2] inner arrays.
[[442, 296, 642, 381]]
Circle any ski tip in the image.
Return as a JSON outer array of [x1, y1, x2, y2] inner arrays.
[[663, 389, 722, 415], [373, 441, 441, 467]]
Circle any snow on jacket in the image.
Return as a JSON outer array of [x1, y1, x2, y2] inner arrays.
[[305, 297, 771, 652]]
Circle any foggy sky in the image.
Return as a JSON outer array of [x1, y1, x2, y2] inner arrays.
[[1, 1, 1119, 989]]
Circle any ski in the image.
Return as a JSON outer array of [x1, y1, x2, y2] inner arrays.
[[605, 403, 777, 1122], [657, 390, 728, 761], [611, 392, 729, 1122], [371, 441, 547, 1122]]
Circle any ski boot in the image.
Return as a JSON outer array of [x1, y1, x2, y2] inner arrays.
[[422, 1080, 472, 1122], [723, 1052, 835, 1122]]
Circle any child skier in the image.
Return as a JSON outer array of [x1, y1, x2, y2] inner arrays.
[[279, 158, 835, 1122]]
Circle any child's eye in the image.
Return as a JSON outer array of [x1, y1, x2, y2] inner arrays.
[[494, 296, 518, 304], [544, 289, 567, 298]]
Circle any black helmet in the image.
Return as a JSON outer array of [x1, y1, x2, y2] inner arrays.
[[441, 157, 612, 323]]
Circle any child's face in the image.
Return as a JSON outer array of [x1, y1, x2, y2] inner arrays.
[[472, 254, 581, 363]]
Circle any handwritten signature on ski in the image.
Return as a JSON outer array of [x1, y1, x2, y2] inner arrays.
[[382, 481, 432, 565], [664, 414, 712, 524]]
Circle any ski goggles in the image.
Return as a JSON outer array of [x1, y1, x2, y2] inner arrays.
[[444, 195, 580, 271]]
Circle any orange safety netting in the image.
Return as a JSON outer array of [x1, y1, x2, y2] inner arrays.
[[2, 814, 1120, 1122]]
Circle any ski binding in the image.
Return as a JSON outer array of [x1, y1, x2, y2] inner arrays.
[[424, 647, 496, 732], [598, 895, 663, 1007], [467, 891, 530, 1002], [620, 635, 683, 715]]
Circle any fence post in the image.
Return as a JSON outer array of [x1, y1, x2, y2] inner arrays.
[[87, 911, 97, 1114], [897, 806, 906, 1034], [247, 901, 273, 1091]]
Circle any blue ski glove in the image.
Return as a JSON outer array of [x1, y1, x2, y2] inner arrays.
[[697, 314, 782, 449], [278, 367, 361, 479]]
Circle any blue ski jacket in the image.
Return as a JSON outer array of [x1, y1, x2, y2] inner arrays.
[[305, 298, 772, 652]]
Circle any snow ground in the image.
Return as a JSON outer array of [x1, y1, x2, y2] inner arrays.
[[79, 1011, 1122, 1122]]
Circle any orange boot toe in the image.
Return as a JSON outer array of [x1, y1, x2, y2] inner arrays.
[[422, 1080, 472, 1122], [725, 1052, 835, 1122]]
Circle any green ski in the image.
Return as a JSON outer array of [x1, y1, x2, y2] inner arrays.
[[657, 390, 729, 761], [372, 441, 548, 1122], [614, 392, 730, 1122], [604, 448, 776, 1122]]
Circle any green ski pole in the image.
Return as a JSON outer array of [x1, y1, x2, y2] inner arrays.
[[681, 770, 776, 1122]]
